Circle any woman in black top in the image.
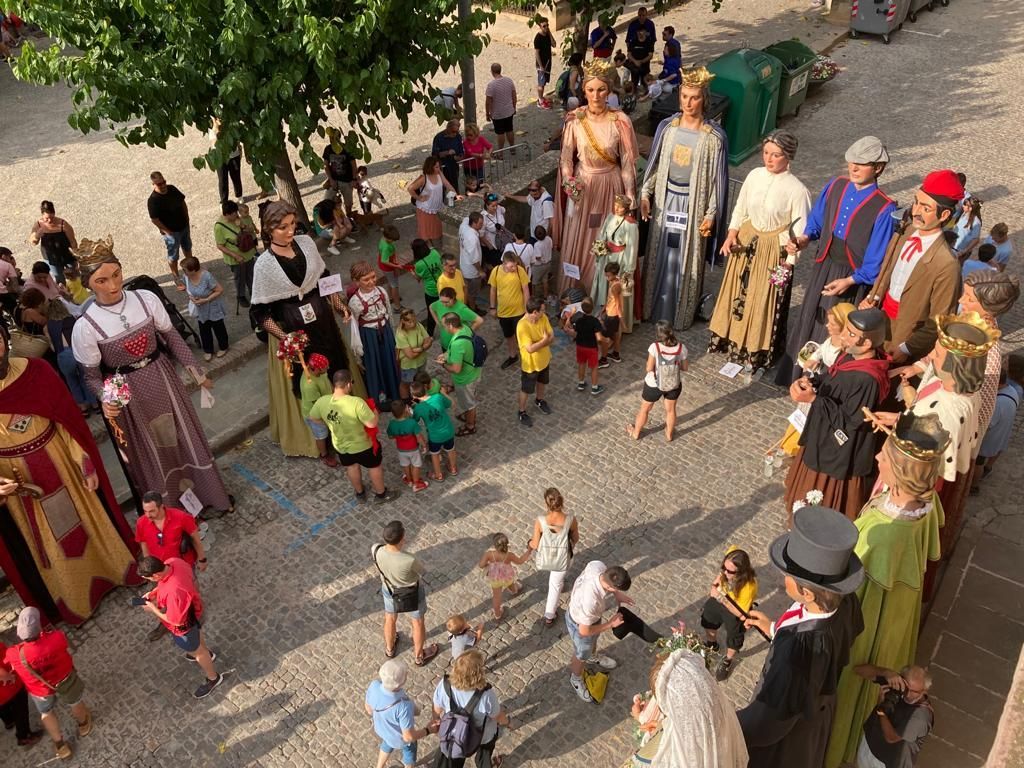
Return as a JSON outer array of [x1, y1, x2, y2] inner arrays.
[[28, 201, 78, 284]]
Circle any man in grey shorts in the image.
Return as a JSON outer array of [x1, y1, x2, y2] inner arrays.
[[437, 313, 482, 436]]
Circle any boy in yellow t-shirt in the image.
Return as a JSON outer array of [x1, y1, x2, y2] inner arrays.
[[489, 252, 531, 369], [700, 546, 758, 682], [515, 297, 554, 427], [436, 253, 466, 305]]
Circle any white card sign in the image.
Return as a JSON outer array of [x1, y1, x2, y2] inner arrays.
[[179, 488, 204, 518], [561, 262, 581, 280], [318, 274, 343, 296], [787, 408, 807, 434], [718, 362, 743, 379]]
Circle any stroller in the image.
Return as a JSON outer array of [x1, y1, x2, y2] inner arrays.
[[122, 274, 200, 346]]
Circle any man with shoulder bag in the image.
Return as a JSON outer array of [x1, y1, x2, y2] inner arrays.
[[853, 664, 934, 768], [373, 520, 439, 667]]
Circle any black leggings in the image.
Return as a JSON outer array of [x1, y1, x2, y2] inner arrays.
[[434, 734, 498, 768], [700, 597, 747, 651], [0, 687, 32, 740], [424, 292, 439, 336], [198, 318, 229, 354]]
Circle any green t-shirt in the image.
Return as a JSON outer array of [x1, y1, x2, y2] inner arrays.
[[308, 393, 374, 454], [431, 300, 480, 350], [395, 323, 429, 370], [412, 393, 455, 443], [427, 377, 441, 396], [414, 249, 444, 296], [214, 215, 256, 265], [299, 372, 332, 418], [378, 238, 397, 267], [386, 416, 422, 451], [446, 330, 481, 387]]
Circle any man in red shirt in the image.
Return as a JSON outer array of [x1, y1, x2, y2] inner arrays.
[[0, 640, 42, 748], [137, 555, 225, 699], [135, 491, 208, 640], [4, 607, 91, 760]]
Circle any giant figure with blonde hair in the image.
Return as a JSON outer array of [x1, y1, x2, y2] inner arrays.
[[825, 412, 950, 768], [554, 58, 639, 295], [640, 66, 728, 329]]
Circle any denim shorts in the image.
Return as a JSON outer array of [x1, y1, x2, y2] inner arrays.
[[400, 366, 425, 384], [381, 739, 418, 765], [30, 669, 86, 714], [171, 621, 202, 653], [163, 228, 193, 261], [304, 417, 329, 440], [381, 581, 426, 619], [564, 610, 596, 660]]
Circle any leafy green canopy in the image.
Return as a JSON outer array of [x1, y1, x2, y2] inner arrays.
[[11, 1, 493, 187]]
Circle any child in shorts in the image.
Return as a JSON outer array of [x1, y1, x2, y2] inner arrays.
[[377, 224, 406, 308], [394, 307, 431, 400], [446, 614, 484, 660], [601, 262, 624, 363], [300, 353, 337, 468], [410, 380, 458, 482], [568, 297, 608, 396], [386, 400, 429, 492]]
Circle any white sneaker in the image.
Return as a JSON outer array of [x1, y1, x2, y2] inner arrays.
[[587, 654, 617, 670], [570, 674, 593, 702], [327, 245, 341, 256], [342, 236, 356, 244]]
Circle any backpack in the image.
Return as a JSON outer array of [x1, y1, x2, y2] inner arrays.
[[654, 342, 682, 391], [534, 514, 574, 572], [438, 676, 489, 759], [216, 221, 258, 254], [555, 68, 572, 102], [454, 330, 488, 367]]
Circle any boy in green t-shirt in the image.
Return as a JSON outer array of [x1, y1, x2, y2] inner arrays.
[[300, 353, 337, 467], [377, 224, 405, 308], [437, 312, 481, 435], [386, 399, 429, 492], [410, 380, 458, 482]]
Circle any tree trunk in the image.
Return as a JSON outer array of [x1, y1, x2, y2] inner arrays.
[[574, 13, 592, 55], [272, 145, 310, 226]]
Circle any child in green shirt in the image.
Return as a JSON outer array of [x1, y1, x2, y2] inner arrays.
[[300, 353, 336, 467], [395, 307, 432, 400], [410, 379, 458, 482], [386, 399, 429, 492], [377, 224, 405, 308]]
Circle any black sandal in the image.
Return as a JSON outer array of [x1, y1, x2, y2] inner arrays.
[[456, 425, 476, 437], [415, 643, 439, 666], [385, 634, 400, 659]]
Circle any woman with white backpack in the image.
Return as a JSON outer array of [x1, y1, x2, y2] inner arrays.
[[528, 488, 580, 627], [627, 320, 689, 442]]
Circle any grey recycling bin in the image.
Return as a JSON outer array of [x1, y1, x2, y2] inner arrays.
[[907, 0, 935, 22], [849, 0, 910, 44]]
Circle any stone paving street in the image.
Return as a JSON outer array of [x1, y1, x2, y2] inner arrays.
[[2, 0, 1024, 766]]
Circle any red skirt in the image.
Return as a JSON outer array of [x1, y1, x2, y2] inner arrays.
[[416, 209, 442, 241], [783, 446, 868, 528]]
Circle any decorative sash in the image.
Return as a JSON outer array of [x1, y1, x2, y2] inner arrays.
[[579, 113, 617, 167]]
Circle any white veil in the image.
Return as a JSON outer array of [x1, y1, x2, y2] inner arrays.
[[650, 649, 748, 768]]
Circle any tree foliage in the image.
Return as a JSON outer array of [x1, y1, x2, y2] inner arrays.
[[10, 0, 493, 213]]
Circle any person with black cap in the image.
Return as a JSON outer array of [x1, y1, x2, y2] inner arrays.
[[776, 136, 897, 386], [738, 506, 865, 768], [783, 307, 891, 524], [862, 169, 963, 364]]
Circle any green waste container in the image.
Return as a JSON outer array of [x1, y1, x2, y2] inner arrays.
[[763, 40, 816, 119], [708, 49, 783, 165]]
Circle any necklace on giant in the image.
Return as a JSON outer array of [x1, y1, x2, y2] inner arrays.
[[95, 293, 131, 330]]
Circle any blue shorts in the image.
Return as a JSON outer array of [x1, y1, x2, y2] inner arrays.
[[565, 610, 596, 660], [163, 228, 193, 262], [400, 366, 424, 384], [381, 582, 426, 620], [428, 437, 455, 454], [380, 740, 418, 765], [304, 417, 329, 440], [171, 620, 202, 653], [537, 66, 552, 86]]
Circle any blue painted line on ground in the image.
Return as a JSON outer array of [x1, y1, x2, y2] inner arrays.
[[230, 462, 312, 523], [552, 328, 573, 352], [282, 498, 360, 556]]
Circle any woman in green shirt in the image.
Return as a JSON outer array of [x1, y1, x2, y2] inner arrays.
[[411, 239, 443, 335]]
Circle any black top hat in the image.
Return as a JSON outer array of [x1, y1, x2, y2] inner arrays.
[[769, 507, 865, 595]]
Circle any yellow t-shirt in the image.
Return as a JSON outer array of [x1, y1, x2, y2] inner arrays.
[[437, 270, 466, 304], [488, 265, 529, 317], [66, 277, 90, 304], [517, 314, 553, 373], [727, 577, 758, 613]]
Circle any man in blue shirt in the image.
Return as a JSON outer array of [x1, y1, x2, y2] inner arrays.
[[961, 242, 999, 280], [431, 119, 465, 193], [589, 22, 616, 59], [364, 660, 437, 768], [626, 6, 656, 46]]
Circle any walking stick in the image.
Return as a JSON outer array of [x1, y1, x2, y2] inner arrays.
[[722, 592, 771, 642]]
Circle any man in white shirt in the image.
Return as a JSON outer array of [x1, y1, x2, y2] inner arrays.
[[565, 561, 632, 702], [863, 169, 963, 362], [459, 212, 485, 312], [508, 180, 555, 242]]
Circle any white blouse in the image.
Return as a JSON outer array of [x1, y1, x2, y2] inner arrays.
[[72, 290, 173, 367], [350, 287, 391, 325], [482, 206, 506, 248], [728, 167, 812, 264]]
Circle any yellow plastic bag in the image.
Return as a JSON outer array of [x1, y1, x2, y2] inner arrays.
[[584, 669, 608, 703]]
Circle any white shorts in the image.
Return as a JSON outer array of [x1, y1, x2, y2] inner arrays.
[[398, 449, 422, 468]]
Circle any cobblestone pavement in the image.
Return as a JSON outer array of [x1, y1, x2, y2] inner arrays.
[[3, 0, 1024, 766]]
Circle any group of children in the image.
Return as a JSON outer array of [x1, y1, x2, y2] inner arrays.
[[559, 260, 626, 396]]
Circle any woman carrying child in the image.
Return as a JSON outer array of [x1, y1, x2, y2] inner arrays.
[[348, 261, 401, 406], [478, 533, 531, 621]]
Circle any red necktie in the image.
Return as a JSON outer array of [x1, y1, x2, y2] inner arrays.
[[900, 236, 923, 262]]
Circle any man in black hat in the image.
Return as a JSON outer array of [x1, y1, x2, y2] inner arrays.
[[783, 308, 891, 523], [738, 506, 865, 768]]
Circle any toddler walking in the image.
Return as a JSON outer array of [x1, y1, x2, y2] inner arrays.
[[477, 533, 531, 620], [445, 614, 484, 660]]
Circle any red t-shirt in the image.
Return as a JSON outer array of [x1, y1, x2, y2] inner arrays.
[[3, 631, 74, 698], [0, 642, 25, 705], [151, 557, 204, 635], [135, 506, 199, 565]]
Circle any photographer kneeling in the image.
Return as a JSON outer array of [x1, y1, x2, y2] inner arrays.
[[854, 663, 933, 768]]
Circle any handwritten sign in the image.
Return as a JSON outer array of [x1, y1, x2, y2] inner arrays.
[[318, 274, 343, 296], [718, 362, 743, 379], [787, 408, 807, 434], [179, 488, 204, 518], [562, 262, 581, 280]]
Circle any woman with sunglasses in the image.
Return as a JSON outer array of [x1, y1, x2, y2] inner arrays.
[[700, 547, 757, 681]]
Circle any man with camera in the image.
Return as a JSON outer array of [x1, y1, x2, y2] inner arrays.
[[853, 663, 933, 768]]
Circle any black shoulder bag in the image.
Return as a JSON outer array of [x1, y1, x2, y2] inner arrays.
[[372, 545, 421, 613]]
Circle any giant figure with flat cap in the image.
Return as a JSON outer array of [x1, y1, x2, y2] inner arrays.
[[862, 169, 963, 363], [826, 412, 950, 767], [777, 137, 896, 385], [738, 506, 865, 768], [784, 308, 891, 524]]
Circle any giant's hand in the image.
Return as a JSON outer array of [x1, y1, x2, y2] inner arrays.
[[640, 198, 651, 222]]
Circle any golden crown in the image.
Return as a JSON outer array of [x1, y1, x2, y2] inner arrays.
[[680, 66, 715, 89], [934, 312, 1000, 358], [73, 235, 116, 266], [582, 58, 616, 80], [889, 412, 951, 463]]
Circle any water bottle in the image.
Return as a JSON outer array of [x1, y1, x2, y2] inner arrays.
[[446, 190, 456, 208]]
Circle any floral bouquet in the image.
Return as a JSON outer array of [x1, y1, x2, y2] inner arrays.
[[767, 264, 792, 288], [276, 331, 310, 373], [591, 239, 609, 261], [810, 55, 840, 83], [562, 176, 583, 202], [101, 373, 132, 448], [652, 620, 718, 670], [792, 488, 824, 514]]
